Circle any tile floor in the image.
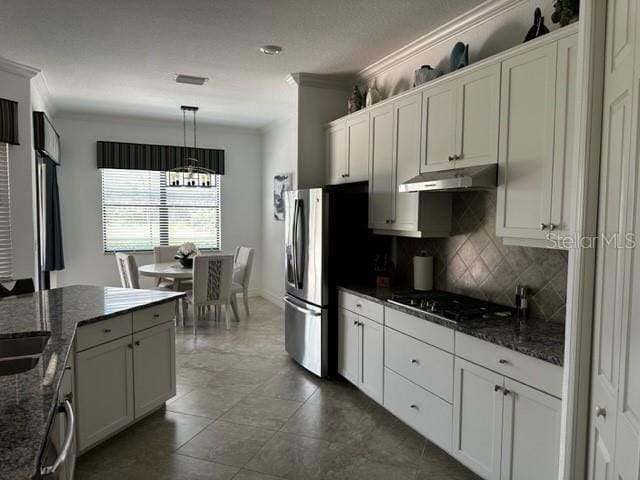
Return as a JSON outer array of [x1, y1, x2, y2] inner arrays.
[[75, 298, 480, 480]]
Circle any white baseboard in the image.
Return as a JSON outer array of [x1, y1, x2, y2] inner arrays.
[[255, 289, 284, 309]]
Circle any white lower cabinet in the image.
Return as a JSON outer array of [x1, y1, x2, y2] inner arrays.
[[384, 367, 452, 451], [133, 322, 176, 417], [453, 357, 561, 480], [337, 296, 383, 404], [76, 335, 135, 451], [75, 310, 177, 452]]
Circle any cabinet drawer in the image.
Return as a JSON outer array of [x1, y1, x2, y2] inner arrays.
[[76, 314, 132, 352], [384, 307, 454, 352], [339, 291, 383, 324], [132, 302, 175, 332], [385, 327, 453, 402], [384, 368, 452, 452], [455, 332, 563, 398]]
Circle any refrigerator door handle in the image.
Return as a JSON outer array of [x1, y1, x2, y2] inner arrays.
[[283, 296, 321, 316], [295, 198, 305, 288], [289, 199, 299, 288]]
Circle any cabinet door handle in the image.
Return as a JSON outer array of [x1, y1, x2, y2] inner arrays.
[[503, 389, 512, 396], [411, 359, 419, 365], [448, 155, 454, 161], [103, 328, 112, 333], [410, 404, 419, 410], [595, 406, 606, 418], [498, 358, 509, 365], [356, 303, 362, 308], [494, 384, 503, 392], [353, 320, 359, 326], [135, 341, 141, 346], [549, 223, 556, 231], [65, 365, 72, 371], [540, 223, 548, 230], [153, 313, 160, 318]]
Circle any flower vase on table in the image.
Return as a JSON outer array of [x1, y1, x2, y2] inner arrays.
[[174, 242, 198, 268]]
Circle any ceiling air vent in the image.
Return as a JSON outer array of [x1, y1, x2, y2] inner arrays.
[[175, 74, 209, 86]]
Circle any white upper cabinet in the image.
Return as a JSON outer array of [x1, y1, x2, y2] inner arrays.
[[496, 42, 557, 241], [326, 120, 347, 185], [422, 82, 457, 172], [368, 104, 396, 229], [421, 63, 500, 172], [455, 63, 501, 169], [393, 92, 423, 231], [326, 112, 369, 185], [496, 33, 578, 246], [346, 113, 370, 182]]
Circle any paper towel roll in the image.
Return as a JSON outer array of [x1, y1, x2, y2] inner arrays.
[[413, 255, 434, 291]]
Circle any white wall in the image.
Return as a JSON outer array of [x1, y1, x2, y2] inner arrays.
[[358, 0, 556, 98], [260, 117, 296, 304], [53, 113, 262, 291], [0, 67, 36, 282]]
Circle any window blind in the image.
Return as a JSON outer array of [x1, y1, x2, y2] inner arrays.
[[0, 143, 12, 280], [101, 169, 221, 252]]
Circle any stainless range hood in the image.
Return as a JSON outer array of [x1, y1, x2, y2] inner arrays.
[[399, 164, 497, 193]]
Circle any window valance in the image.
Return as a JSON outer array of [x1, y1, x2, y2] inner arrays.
[[0, 98, 19, 145], [96, 141, 225, 174]]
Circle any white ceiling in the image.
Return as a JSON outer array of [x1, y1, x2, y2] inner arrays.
[[1, 0, 482, 128]]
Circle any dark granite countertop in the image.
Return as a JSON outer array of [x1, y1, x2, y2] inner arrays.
[[0, 285, 185, 480], [338, 285, 564, 367]]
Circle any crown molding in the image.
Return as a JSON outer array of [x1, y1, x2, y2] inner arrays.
[[285, 72, 351, 90], [356, 0, 527, 82], [0, 56, 40, 78]]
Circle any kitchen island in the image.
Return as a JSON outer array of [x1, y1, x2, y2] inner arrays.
[[0, 285, 184, 480]]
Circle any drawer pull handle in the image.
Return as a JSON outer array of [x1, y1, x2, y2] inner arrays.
[[410, 404, 419, 410], [135, 341, 141, 346], [153, 313, 160, 318], [595, 406, 606, 418], [355, 303, 362, 308], [65, 365, 72, 371], [494, 384, 503, 392], [353, 320, 358, 326], [411, 359, 419, 365], [498, 358, 509, 365], [503, 389, 512, 396], [103, 328, 112, 333]]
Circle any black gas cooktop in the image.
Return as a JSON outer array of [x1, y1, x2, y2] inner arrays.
[[387, 291, 514, 324]]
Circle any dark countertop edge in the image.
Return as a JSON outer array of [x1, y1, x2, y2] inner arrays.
[[337, 286, 564, 367], [0, 291, 186, 339], [0, 289, 185, 479]]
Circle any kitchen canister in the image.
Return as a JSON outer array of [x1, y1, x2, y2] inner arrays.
[[413, 252, 434, 291]]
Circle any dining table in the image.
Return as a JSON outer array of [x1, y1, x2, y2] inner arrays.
[[138, 261, 193, 290]]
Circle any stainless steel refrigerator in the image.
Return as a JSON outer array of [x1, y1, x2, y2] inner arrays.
[[283, 186, 378, 377]]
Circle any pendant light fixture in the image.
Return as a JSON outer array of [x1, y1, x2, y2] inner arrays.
[[166, 105, 215, 188]]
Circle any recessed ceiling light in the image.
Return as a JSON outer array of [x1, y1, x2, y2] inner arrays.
[[260, 45, 283, 55], [175, 74, 209, 86]]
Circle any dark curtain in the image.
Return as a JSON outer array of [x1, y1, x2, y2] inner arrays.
[[44, 157, 64, 271]]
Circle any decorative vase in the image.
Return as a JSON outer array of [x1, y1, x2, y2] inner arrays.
[[347, 85, 363, 113], [365, 86, 380, 107], [524, 8, 550, 42], [175, 254, 193, 268], [449, 42, 469, 72], [414, 65, 443, 87]]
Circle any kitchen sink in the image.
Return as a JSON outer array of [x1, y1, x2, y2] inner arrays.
[[0, 333, 50, 376]]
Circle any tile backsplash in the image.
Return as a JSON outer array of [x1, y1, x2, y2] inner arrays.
[[395, 190, 568, 322]]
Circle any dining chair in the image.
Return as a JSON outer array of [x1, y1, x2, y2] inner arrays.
[[231, 246, 255, 316], [115, 252, 182, 323], [186, 254, 236, 333], [153, 245, 180, 288]]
